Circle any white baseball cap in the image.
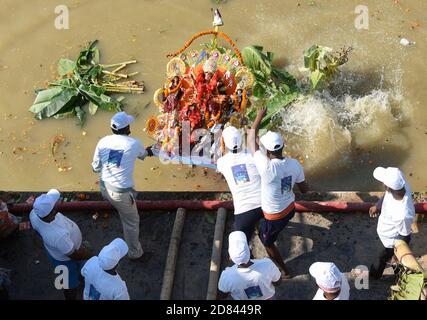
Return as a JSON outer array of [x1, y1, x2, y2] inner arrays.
[[111, 112, 135, 130], [98, 238, 129, 271], [260, 131, 284, 152], [228, 231, 250, 265], [33, 189, 61, 218], [373, 167, 405, 191], [222, 126, 242, 151], [309, 262, 343, 293]]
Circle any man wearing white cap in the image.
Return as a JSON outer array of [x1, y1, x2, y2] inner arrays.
[[248, 108, 308, 278], [81, 238, 130, 300], [369, 167, 415, 279], [309, 262, 350, 300], [29, 189, 93, 300], [216, 126, 263, 242], [92, 112, 153, 261], [218, 231, 281, 300]]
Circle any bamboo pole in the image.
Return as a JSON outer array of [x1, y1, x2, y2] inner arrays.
[[206, 207, 227, 300], [127, 72, 140, 77], [160, 208, 186, 300], [100, 60, 137, 68], [102, 70, 128, 79], [112, 64, 127, 74]]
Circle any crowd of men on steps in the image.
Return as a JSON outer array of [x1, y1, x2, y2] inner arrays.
[[0, 109, 417, 300]]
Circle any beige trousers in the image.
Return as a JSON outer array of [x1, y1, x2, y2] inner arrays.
[[101, 186, 143, 259]]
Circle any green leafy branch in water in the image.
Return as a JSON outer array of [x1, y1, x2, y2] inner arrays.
[[302, 45, 352, 91], [242, 44, 352, 130], [242, 45, 300, 130], [29, 40, 144, 126]]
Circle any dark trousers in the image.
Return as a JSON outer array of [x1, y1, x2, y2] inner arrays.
[[369, 234, 411, 279], [233, 207, 264, 243]]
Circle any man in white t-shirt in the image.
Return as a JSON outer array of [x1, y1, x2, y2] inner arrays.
[[92, 112, 153, 261], [81, 238, 130, 300], [216, 126, 263, 243], [218, 231, 281, 300], [248, 108, 308, 278], [309, 262, 350, 300], [29, 189, 94, 300], [369, 167, 415, 279]]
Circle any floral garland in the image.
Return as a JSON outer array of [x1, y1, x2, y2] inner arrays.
[[233, 89, 247, 112], [163, 78, 183, 96], [166, 30, 243, 64]]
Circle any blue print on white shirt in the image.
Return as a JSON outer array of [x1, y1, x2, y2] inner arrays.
[[231, 164, 250, 185], [281, 176, 292, 194], [244, 285, 263, 299], [107, 150, 124, 168], [89, 284, 101, 300]]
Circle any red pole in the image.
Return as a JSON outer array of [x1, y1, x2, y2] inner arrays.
[[8, 200, 427, 214]]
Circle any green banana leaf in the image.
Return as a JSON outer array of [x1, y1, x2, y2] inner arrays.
[[29, 86, 79, 119], [29, 87, 64, 114], [54, 109, 76, 119], [304, 45, 332, 71], [243, 45, 301, 130], [310, 69, 325, 91], [76, 40, 99, 71], [28, 40, 144, 127], [252, 83, 266, 99], [75, 107, 86, 126], [57, 58, 76, 76], [247, 92, 299, 129], [272, 68, 298, 92], [303, 45, 336, 91], [242, 46, 272, 76], [78, 84, 122, 112], [49, 78, 75, 89], [88, 101, 98, 116], [303, 45, 320, 71], [260, 91, 299, 129]]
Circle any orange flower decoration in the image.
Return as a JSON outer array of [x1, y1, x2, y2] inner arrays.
[[145, 117, 159, 136], [167, 30, 243, 64]]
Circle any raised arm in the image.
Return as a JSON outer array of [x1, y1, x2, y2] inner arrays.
[[248, 107, 267, 154]]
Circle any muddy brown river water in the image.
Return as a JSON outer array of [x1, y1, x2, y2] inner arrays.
[[0, 0, 426, 192]]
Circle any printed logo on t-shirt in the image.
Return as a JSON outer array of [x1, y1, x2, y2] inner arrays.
[[244, 285, 263, 299], [89, 284, 101, 300], [231, 164, 250, 185], [107, 150, 124, 168], [281, 176, 292, 194]]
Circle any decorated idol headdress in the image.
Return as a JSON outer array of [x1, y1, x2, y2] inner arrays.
[[203, 58, 217, 74]]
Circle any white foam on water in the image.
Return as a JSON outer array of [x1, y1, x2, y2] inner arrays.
[[278, 87, 404, 171]]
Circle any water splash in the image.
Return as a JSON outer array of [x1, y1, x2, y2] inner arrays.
[[278, 85, 405, 171]]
